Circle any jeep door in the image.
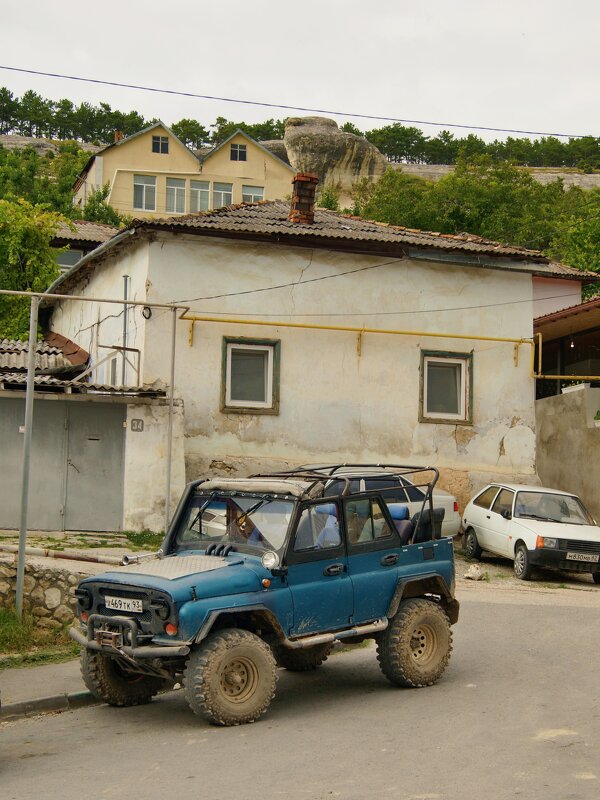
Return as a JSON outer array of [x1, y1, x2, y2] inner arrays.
[[344, 496, 401, 623], [285, 501, 353, 636]]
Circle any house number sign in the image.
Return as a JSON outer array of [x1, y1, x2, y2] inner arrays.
[[131, 419, 144, 432]]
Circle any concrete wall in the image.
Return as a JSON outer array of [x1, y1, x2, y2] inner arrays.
[[532, 277, 581, 318], [536, 386, 600, 522], [142, 234, 539, 508]]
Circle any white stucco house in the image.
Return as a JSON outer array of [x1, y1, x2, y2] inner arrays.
[[44, 174, 597, 530]]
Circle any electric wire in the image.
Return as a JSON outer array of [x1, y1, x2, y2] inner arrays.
[[1, 65, 596, 140]]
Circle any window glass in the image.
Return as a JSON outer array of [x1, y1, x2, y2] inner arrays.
[[190, 180, 210, 212], [348, 498, 392, 544], [294, 504, 340, 551], [213, 182, 233, 208], [133, 174, 156, 210], [492, 489, 514, 516], [166, 177, 186, 214], [364, 478, 408, 503], [323, 478, 361, 497], [231, 143, 247, 161], [399, 477, 425, 501], [242, 185, 264, 202], [224, 340, 279, 411], [473, 486, 499, 509], [152, 135, 169, 154], [421, 352, 471, 423], [514, 492, 593, 524], [55, 249, 84, 271]]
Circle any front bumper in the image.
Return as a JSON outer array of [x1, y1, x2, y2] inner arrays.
[[70, 614, 190, 659], [528, 548, 600, 574]]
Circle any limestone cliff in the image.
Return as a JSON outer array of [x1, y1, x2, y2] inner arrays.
[[282, 117, 388, 205]]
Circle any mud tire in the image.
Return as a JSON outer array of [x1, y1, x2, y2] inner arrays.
[[593, 573, 600, 585], [273, 642, 333, 671], [377, 599, 452, 688], [80, 650, 165, 706], [184, 628, 277, 726]]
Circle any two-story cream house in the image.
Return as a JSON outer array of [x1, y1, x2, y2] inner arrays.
[[73, 122, 294, 218]]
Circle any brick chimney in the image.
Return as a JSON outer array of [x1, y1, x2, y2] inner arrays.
[[114, 130, 124, 143], [288, 173, 319, 224]]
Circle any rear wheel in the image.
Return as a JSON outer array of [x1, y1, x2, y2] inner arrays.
[[80, 650, 165, 707], [592, 573, 600, 585], [377, 599, 452, 688], [184, 628, 277, 726], [463, 528, 482, 560], [514, 543, 533, 580], [273, 642, 332, 671]]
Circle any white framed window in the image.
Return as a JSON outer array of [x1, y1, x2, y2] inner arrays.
[[213, 182, 233, 209], [133, 174, 156, 211], [166, 177, 186, 214], [230, 143, 247, 161], [222, 338, 280, 414], [420, 351, 472, 424], [190, 180, 210, 212], [152, 135, 169, 154], [242, 185, 264, 203]]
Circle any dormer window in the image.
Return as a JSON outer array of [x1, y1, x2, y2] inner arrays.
[[152, 135, 169, 154], [230, 143, 247, 161]]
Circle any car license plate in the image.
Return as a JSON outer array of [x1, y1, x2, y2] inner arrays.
[[105, 596, 143, 613], [566, 552, 600, 563]]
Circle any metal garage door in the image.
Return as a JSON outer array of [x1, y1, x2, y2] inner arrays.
[[0, 397, 125, 531]]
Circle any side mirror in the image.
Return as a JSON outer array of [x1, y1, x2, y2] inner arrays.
[[501, 509, 512, 520]]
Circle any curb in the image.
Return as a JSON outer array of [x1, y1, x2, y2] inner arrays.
[[0, 690, 99, 721]]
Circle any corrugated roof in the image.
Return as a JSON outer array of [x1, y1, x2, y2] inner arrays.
[[534, 296, 600, 323], [0, 372, 166, 396], [46, 200, 598, 298], [0, 339, 74, 372], [54, 219, 119, 245]]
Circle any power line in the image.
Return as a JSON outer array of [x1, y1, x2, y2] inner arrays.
[[0, 65, 596, 140]]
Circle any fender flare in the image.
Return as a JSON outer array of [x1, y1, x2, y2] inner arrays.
[[387, 573, 459, 625], [194, 604, 286, 644]]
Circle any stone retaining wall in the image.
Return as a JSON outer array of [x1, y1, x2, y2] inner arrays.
[[0, 558, 84, 627]]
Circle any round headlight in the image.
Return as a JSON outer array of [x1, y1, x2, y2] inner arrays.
[[261, 551, 280, 570]]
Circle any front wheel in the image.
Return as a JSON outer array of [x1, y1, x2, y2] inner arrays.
[[184, 629, 277, 726], [80, 650, 165, 706], [514, 543, 533, 580], [377, 599, 452, 688]]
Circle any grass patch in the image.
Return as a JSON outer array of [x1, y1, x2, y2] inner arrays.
[[0, 607, 78, 667], [123, 530, 165, 551]]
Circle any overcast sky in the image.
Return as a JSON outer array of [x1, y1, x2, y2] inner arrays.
[[2, 0, 599, 142]]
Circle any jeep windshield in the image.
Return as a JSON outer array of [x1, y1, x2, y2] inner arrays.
[[173, 493, 295, 554]]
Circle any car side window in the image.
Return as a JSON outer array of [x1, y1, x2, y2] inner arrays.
[[473, 486, 499, 509], [364, 479, 408, 503], [399, 478, 425, 502], [293, 503, 341, 551], [491, 489, 514, 517], [346, 498, 392, 545]]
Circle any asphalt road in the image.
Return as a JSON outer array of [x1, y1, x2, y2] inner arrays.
[[2, 585, 599, 800]]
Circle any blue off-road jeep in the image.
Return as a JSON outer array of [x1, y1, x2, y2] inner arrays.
[[70, 464, 459, 726]]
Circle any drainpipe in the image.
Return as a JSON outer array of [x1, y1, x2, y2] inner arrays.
[[122, 275, 130, 386]]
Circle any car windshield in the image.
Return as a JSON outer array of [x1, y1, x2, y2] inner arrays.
[[514, 491, 594, 525], [173, 493, 294, 554]]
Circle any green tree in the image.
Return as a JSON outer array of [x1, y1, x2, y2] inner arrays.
[[0, 199, 66, 338], [171, 118, 210, 149], [82, 184, 128, 226], [340, 122, 364, 137], [317, 184, 340, 211], [0, 87, 19, 134], [549, 188, 600, 294]]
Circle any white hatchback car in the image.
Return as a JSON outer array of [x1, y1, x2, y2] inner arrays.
[[462, 483, 600, 582]]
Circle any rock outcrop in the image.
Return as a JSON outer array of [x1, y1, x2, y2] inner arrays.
[[282, 117, 388, 205]]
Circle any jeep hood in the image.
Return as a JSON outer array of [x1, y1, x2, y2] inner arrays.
[[82, 554, 263, 601]]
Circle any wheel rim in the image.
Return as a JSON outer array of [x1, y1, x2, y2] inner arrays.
[[409, 623, 438, 665], [466, 533, 476, 556], [514, 548, 525, 576], [219, 656, 259, 704]]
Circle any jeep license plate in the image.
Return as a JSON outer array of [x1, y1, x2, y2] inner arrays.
[[566, 552, 599, 563], [105, 596, 143, 613]]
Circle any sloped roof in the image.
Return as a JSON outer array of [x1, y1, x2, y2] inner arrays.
[[534, 296, 600, 340], [200, 130, 294, 172], [46, 200, 598, 298], [53, 219, 119, 245], [0, 338, 79, 373]]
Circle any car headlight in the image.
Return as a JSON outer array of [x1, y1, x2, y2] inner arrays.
[[261, 551, 280, 570], [536, 536, 558, 549]]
